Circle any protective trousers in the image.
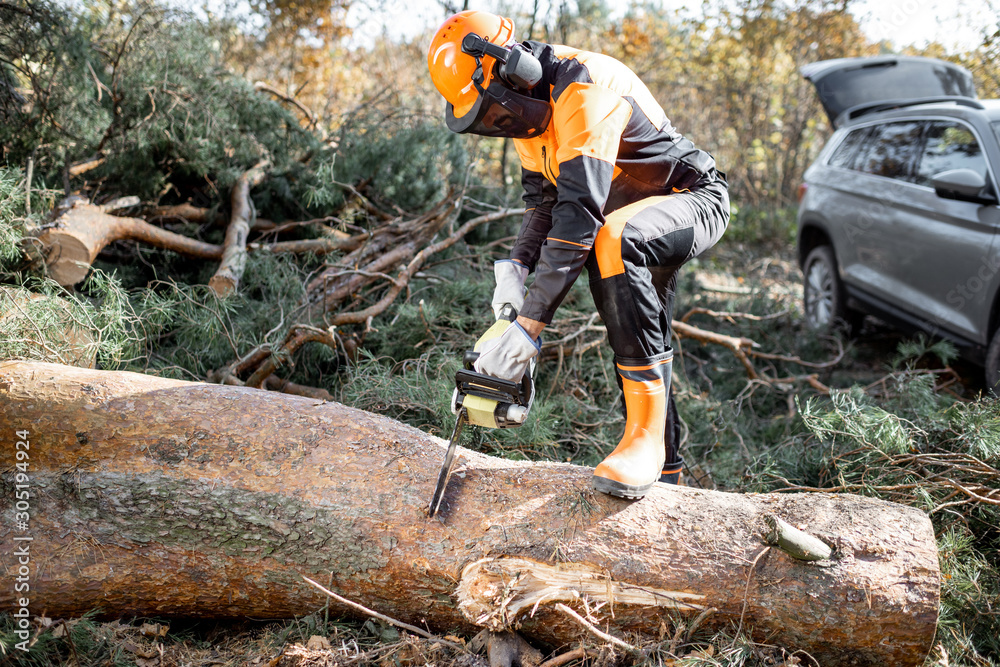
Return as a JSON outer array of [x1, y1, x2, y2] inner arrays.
[[586, 179, 729, 488]]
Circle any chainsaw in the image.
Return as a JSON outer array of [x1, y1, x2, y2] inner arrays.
[[427, 304, 535, 518]]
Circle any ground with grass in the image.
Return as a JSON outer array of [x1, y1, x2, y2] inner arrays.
[[2, 200, 997, 665]]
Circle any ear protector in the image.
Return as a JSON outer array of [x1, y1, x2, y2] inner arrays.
[[461, 33, 542, 91]]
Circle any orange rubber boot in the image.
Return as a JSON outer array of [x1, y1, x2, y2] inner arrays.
[[592, 354, 671, 499]]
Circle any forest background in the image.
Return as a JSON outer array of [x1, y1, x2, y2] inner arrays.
[[1, 0, 1000, 665]]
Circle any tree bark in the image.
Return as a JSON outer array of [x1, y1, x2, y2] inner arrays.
[[0, 361, 939, 667], [209, 160, 270, 297], [37, 201, 224, 286]]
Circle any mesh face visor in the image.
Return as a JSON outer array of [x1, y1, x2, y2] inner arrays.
[[446, 80, 552, 139]]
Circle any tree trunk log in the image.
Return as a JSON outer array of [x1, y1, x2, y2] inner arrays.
[[0, 361, 939, 666], [37, 201, 224, 286], [209, 160, 270, 297]]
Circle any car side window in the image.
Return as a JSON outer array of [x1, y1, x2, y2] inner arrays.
[[827, 127, 871, 169], [915, 120, 987, 186], [853, 121, 923, 182]]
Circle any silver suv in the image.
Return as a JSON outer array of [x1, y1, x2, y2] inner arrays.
[[796, 56, 1000, 389]]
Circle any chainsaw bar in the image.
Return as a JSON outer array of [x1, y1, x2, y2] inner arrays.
[[427, 407, 467, 518]]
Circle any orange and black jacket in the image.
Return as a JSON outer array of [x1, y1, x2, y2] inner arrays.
[[510, 41, 723, 325]]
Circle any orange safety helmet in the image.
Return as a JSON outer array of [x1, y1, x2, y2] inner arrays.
[[427, 11, 550, 138]]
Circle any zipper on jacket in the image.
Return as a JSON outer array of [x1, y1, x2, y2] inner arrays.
[[541, 146, 555, 184]]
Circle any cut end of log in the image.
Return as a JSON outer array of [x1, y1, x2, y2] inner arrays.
[[39, 201, 224, 285], [38, 230, 93, 285], [456, 557, 705, 631], [208, 272, 238, 297]]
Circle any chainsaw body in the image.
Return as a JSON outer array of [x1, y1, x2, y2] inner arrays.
[[428, 304, 535, 518], [452, 351, 534, 428]]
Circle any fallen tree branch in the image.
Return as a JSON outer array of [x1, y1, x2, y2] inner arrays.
[[250, 235, 369, 256], [67, 156, 105, 177], [37, 200, 223, 285], [254, 81, 320, 132], [764, 373, 830, 394], [208, 345, 273, 386], [672, 320, 758, 379], [147, 203, 215, 224], [326, 206, 523, 326], [684, 606, 717, 643], [679, 306, 792, 323], [298, 194, 464, 324], [764, 515, 833, 561], [262, 374, 332, 401], [148, 205, 276, 233], [99, 196, 140, 212], [244, 324, 338, 388], [554, 604, 638, 653], [751, 335, 845, 370], [209, 159, 271, 297], [24, 153, 33, 216], [302, 576, 464, 651], [542, 315, 834, 391], [538, 647, 600, 667], [332, 180, 395, 222], [254, 216, 347, 237]]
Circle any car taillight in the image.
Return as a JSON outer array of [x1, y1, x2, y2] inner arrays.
[[797, 182, 808, 203]]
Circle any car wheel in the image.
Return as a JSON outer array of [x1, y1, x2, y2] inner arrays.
[[802, 245, 860, 334], [985, 328, 1000, 395]]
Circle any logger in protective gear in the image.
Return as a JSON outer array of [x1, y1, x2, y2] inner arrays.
[[428, 11, 730, 499]]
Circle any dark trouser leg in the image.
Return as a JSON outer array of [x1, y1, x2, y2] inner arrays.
[[652, 268, 683, 483], [589, 182, 729, 490]]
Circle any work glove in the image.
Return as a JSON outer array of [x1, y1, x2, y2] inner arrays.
[[474, 320, 540, 383], [491, 259, 529, 319]]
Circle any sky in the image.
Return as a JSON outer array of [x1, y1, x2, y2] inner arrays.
[[346, 0, 998, 52]]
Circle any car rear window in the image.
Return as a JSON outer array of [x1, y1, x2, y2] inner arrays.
[[827, 127, 871, 169], [915, 121, 987, 186], [854, 121, 923, 181]]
